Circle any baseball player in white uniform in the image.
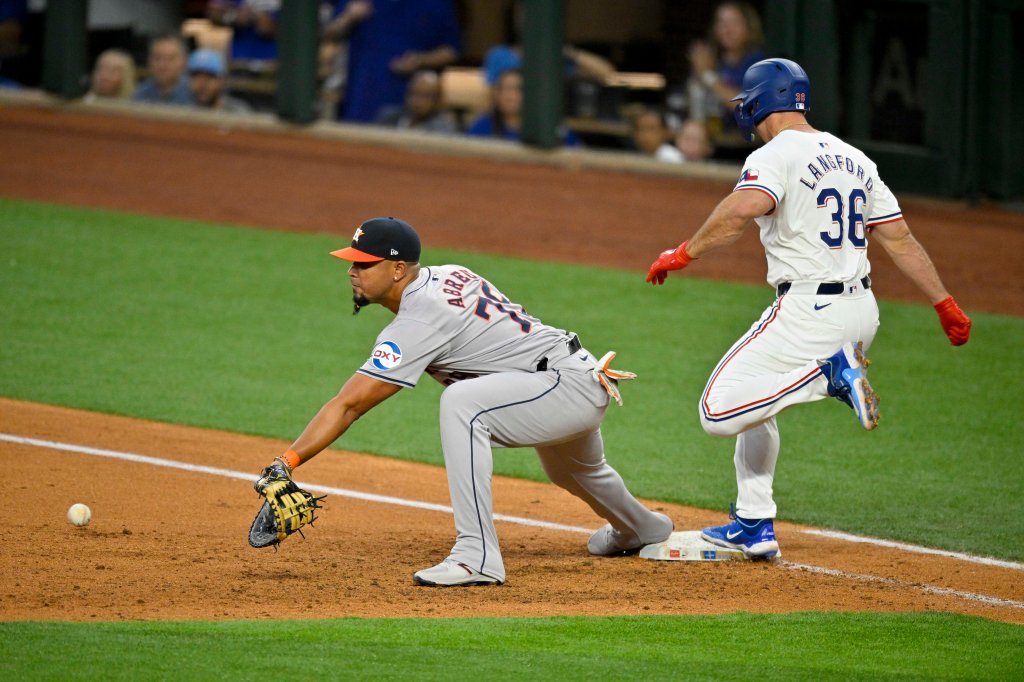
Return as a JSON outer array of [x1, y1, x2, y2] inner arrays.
[[646, 58, 972, 558], [258, 217, 672, 586]]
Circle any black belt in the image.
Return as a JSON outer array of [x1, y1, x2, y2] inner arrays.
[[777, 276, 871, 297], [536, 334, 581, 372]]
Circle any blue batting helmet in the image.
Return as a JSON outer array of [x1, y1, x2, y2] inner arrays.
[[731, 58, 811, 141]]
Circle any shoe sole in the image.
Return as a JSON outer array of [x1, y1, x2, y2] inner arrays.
[[847, 342, 880, 430], [592, 544, 645, 557], [701, 532, 781, 559], [413, 575, 501, 587]]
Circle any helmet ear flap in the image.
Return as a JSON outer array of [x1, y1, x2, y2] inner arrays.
[[733, 97, 757, 142]]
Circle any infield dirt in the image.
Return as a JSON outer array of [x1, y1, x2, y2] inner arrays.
[[3, 399, 1022, 623]]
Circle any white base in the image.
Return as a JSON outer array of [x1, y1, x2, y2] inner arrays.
[[638, 530, 748, 561]]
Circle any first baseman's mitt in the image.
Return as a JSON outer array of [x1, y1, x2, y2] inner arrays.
[[248, 459, 325, 549]]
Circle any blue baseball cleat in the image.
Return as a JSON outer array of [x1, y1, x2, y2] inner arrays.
[[819, 341, 880, 430], [701, 509, 780, 559]]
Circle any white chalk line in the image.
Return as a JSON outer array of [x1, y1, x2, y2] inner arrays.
[[3, 432, 1022, 611], [781, 562, 1024, 610], [0, 433, 591, 534], [798, 529, 1024, 571]]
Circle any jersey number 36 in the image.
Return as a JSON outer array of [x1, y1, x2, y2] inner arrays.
[[817, 188, 867, 249]]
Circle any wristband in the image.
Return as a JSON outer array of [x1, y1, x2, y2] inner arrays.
[[281, 448, 301, 470]]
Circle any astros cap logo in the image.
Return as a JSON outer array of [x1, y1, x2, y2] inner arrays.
[[331, 217, 422, 263]]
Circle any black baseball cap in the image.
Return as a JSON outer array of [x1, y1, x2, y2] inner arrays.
[[330, 217, 421, 263]]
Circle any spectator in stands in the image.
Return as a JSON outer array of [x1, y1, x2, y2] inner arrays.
[[84, 49, 137, 102], [131, 33, 192, 105], [482, 1, 615, 89], [686, 1, 765, 141], [206, 0, 280, 65], [321, 0, 461, 123], [481, 44, 614, 90], [630, 108, 683, 163], [675, 118, 714, 163], [466, 68, 579, 147], [375, 70, 457, 134], [187, 48, 252, 114]]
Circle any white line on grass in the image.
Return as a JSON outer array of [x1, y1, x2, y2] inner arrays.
[[4, 432, 1023, 611]]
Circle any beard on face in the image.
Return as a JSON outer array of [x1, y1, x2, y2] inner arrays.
[[352, 292, 370, 315]]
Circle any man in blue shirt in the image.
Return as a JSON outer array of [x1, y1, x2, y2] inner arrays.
[[131, 34, 192, 105], [323, 0, 461, 123]]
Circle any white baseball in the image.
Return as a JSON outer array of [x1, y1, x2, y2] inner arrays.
[[67, 503, 92, 527]]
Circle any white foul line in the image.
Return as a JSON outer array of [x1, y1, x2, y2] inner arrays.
[[0, 433, 591, 534], [3, 431, 1022, 611], [781, 562, 1024, 610], [799, 529, 1024, 571]]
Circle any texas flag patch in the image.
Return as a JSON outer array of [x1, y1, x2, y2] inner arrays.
[[739, 168, 759, 182]]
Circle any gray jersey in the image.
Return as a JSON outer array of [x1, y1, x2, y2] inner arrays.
[[357, 265, 573, 388], [353, 265, 669, 582]]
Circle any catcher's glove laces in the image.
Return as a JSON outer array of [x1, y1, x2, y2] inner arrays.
[[249, 459, 326, 549]]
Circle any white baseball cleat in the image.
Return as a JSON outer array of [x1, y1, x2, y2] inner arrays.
[[413, 560, 503, 587], [587, 512, 674, 556]]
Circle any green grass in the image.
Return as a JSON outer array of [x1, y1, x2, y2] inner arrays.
[[2, 198, 1023, 559], [1, 613, 1021, 681]]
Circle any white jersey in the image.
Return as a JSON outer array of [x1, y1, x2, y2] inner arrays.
[[357, 265, 575, 388], [734, 130, 903, 287]]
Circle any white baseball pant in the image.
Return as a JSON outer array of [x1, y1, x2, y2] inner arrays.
[[699, 281, 879, 519]]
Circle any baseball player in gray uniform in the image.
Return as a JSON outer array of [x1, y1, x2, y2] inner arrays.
[[258, 217, 672, 586], [646, 59, 972, 559]]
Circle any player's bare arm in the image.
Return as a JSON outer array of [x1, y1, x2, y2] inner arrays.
[[869, 218, 949, 304], [247, 374, 400, 549], [871, 218, 972, 345], [287, 373, 402, 466], [646, 188, 773, 285], [688, 189, 774, 257]]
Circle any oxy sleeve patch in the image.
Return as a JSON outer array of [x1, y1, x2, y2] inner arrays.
[[369, 341, 402, 371]]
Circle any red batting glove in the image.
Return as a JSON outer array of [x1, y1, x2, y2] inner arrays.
[[646, 241, 694, 285], [934, 296, 971, 346]]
